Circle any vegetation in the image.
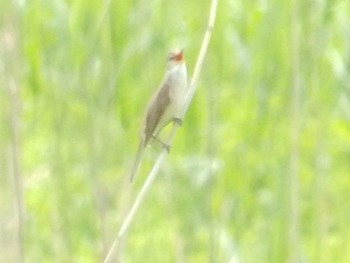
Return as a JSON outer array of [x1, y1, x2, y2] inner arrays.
[[1, 0, 350, 262]]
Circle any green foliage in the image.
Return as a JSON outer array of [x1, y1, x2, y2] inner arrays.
[[1, 0, 350, 262]]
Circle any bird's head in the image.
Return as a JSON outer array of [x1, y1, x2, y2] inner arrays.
[[166, 48, 185, 70]]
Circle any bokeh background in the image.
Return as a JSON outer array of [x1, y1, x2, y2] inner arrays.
[[1, 0, 350, 262]]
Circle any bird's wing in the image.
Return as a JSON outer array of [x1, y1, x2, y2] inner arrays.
[[143, 80, 171, 145]]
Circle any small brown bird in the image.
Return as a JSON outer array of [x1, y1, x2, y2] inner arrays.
[[130, 49, 188, 182]]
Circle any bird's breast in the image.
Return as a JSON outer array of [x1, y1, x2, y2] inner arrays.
[[169, 63, 188, 100]]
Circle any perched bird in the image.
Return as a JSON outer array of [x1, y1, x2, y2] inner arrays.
[[130, 49, 188, 182]]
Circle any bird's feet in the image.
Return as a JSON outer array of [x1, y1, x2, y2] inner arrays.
[[152, 135, 171, 153], [173, 117, 183, 126]]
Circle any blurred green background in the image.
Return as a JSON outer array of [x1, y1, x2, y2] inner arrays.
[[1, 0, 350, 262]]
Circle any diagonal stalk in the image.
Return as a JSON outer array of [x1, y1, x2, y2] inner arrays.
[[103, 1, 219, 262]]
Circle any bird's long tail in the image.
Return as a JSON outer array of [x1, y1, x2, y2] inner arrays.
[[130, 142, 144, 183]]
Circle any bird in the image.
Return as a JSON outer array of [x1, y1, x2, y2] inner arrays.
[[130, 49, 188, 182]]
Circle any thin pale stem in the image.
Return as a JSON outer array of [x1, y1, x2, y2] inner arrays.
[[103, 0, 219, 262]]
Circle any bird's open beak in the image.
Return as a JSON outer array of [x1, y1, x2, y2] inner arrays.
[[169, 49, 184, 63]]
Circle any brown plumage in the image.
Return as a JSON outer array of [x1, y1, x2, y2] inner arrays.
[[130, 49, 187, 182], [143, 81, 171, 146]]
